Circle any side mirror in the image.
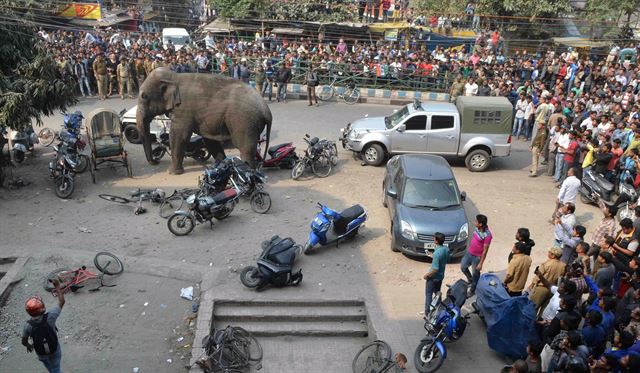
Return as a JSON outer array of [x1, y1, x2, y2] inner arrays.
[[386, 189, 398, 199], [396, 124, 406, 132], [461, 191, 467, 201]]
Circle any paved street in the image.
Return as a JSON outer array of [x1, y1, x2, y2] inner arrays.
[[0, 96, 604, 372]]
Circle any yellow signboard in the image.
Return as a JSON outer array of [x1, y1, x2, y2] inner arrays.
[[58, 3, 102, 20]]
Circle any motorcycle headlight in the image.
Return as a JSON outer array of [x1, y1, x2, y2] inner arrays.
[[400, 219, 415, 240], [186, 194, 196, 205], [458, 223, 469, 242]]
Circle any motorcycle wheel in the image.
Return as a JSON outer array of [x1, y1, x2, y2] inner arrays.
[[580, 192, 592, 205], [311, 155, 332, 178], [240, 266, 261, 288], [330, 144, 339, 166], [280, 155, 298, 169], [193, 148, 211, 163], [74, 154, 89, 173], [167, 214, 195, 236], [250, 191, 271, 214], [213, 207, 233, 220], [291, 160, 305, 180], [13, 150, 25, 163], [38, 128, 56, 147], [55, 176, 74, 199], [303, 241, 313, 255], [414, 339, 445, 373], [151, 146, 166, 162]]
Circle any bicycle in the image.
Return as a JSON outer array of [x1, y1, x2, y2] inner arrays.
[[316, 72, 361, 104], [196, 325, 263, 373], [158, 188, 201, 218], [43, 252, 124, 295], [352, 340, 406, 373]]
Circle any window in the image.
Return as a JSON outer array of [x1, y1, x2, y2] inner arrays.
[[430, 116, 455, 130], [473, 111, 502, 125], [403, 115, 427, 131]]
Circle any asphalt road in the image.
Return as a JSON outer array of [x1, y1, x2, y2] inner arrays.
[[0, 95, 604, 372]]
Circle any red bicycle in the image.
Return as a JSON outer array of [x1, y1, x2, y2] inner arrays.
[[43, 252, 124, 295]]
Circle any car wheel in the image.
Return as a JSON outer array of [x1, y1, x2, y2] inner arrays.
[[390, 222, 400, 252], [362, 144, 385, 166], [465, 149, 490, 172], [123, 124, 141, 144]]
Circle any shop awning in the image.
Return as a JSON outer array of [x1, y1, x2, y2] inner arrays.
[[552, 37, 610, 48], [203, 18, 233, 33], [270, 27, 304, 35]]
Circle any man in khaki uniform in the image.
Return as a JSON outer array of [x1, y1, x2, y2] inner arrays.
[[449, 76, 465, 102], [151, 56, 164, 71], [135, 56, 146, 88], [92, 53, 108, 100], [527, 247, 566, 313], [143, 56, 153, 77], [504, 242, 533, 297], [117, 57, 133, 99], [530, 121, 548, 177]]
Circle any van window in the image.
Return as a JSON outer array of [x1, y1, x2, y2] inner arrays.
[[473, 111, 502, 125], [403, 115, 427, 131], [430, 115, 455, 130]]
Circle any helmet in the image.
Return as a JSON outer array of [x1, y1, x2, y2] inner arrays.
[[25, 296, 45, 316]]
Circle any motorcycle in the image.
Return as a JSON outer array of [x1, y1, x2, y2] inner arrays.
[[303, 203, 367, 254], [240, 235, 303, 291], [57, 130, 89, 174], [414, 279, 470, 373], [291, 134, 334, 180], [150, 122, 211, 163], [10, 126, 39, 163], [49, 144, 77, 199], [255, 137, 298, 169], [579, 166, 637, 220], [167, 184, 241, 236], [38, 111, 85, 147], [200, 157, 272, 214]]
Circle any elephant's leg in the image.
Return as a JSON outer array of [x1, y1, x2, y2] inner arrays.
[[169, 124, 189, 175], [204, 138, 225, 162]]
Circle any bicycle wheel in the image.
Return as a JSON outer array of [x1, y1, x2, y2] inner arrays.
[[94, 252, 124, 275], [317, 85, 335, 101], [343, 87, 361, 105], [159, 194, 184, 218], [311, 155, 332, 177], [43, 268, 74, 292], [98, 194, 131, 204], [38, 128, 56, 147], [352, 340, 392, 373], [230, 326, 263, 362]]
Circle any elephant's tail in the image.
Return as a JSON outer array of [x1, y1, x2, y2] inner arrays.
[[262, 115, 272, 166]]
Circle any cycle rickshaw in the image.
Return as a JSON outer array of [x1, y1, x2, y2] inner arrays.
[[85, 108, 132, 183]]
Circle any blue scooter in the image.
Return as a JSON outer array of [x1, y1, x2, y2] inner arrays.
[[303, 203, 367, 254]]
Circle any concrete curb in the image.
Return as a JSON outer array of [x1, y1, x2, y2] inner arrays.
[[250, 82, 450, 105], [0, 257, 29, 306]]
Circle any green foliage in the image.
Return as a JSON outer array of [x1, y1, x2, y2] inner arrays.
[[210, 0, 270, 19], [0, 2, 77, 130], [477, 0, 572, 19], [210, 0, 356, 22], [411, 0, 468, 16]]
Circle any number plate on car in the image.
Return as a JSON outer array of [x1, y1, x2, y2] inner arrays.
[[423, 243, 436, 249]]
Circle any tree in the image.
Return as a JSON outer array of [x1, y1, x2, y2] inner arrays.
[[210, 0, 270, 19], [0, 1, 77, 131], [411, 0, 468, 16]]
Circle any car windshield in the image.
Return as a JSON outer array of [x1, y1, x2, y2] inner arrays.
[[402, 178, 461, 209], [385, 106, 409, 129]]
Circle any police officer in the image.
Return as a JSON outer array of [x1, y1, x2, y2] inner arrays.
[[117, 56, 133, 99], [92, 53, 108, 100]]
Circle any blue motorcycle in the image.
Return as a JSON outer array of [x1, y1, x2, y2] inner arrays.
[[303, 203, 367, 254], [414, 279, 469, 373]]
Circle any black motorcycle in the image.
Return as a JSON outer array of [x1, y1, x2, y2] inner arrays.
[[291, 134, 333, 179], [240, 235, 303, 291], [580, 166, 637, 220], [49, 143, 77, 199], [167, 186, 240, 236], [151, 129, 211, 163]]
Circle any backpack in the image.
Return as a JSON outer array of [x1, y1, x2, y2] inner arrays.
[[28, 314, 59, 355]]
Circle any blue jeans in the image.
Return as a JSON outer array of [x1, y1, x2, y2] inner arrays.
[[425, 279, 443, 315], [512, 117, 525, 136], [277, 82, 287, 101], [460, 252, 481, 291], [553, 152, 564, 181], [524, 118, 535, 140], [39, 346, 62, 373], [261, 81, 273, 101]]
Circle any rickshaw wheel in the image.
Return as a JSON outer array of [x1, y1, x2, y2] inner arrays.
[[90, 155, 96, 184]]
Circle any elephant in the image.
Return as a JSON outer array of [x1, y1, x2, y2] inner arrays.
[[136, 67, 272, 174]]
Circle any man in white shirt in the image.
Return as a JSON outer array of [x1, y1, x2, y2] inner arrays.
[[205, 31, 215, 49], [552, 167, 581, 220], [464, 78, 478, 96], [580, 111, 597, 131], [553, 203, 577, 245]]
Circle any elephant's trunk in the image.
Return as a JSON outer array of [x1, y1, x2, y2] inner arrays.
[[136, 106, 158, 165]]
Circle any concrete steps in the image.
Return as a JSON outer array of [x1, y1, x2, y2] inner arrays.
[[212, 299, 368, 338]]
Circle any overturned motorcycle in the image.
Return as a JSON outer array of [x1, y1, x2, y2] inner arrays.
[[240, 235, 303, 291]]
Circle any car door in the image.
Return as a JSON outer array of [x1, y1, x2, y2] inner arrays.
[[426, 114, 458, 154], [388, 166, 404, 220], [390, 114, 427, 153]]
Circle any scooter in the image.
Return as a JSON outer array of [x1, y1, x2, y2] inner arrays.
[[11, 126, 39, 163], [255, 137, 298, 169], [303, 203, 367, 254], [414, 279, 469, 373], [240, 235, 303, 291], [580, 167, 637, 220]]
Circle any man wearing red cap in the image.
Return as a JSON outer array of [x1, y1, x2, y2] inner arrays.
[[22, 278, 65, 372]]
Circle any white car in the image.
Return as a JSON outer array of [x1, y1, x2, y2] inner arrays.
[[120, 105, 170, 144]]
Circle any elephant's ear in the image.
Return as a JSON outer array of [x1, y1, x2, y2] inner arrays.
[[160, 80, 181, 113]]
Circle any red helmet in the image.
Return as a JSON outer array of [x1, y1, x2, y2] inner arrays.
[[25, 296, 45, 317]]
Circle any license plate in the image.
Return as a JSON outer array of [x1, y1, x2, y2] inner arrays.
[[423, 242, 436, 249]]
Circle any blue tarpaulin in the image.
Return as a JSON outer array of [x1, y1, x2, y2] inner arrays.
[[475, 273, 538, 359]]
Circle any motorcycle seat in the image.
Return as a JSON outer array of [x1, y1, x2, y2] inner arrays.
[[334, 204, 365, 234], [268, 143, 289, 156], [212, 188, 237, 204], [595, 176, 614, 192]]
